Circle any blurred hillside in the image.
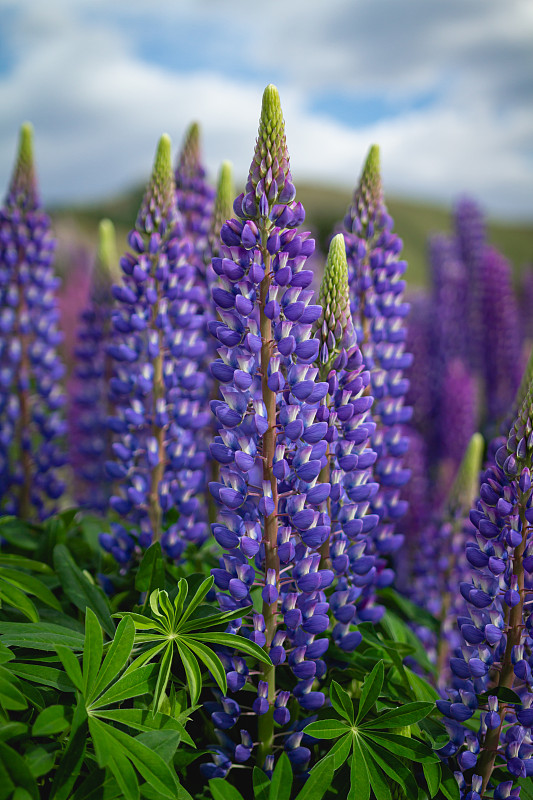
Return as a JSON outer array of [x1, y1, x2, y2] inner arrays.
[[50, 182, 533, 287]]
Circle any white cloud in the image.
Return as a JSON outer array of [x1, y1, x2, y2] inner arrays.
[[0, 0, 531, 220]]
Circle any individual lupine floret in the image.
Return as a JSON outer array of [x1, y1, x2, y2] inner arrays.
[[342, 144, 412, 585], [174, 121, 215, 263], [440, 385, 533, 796], [100, 134, 210, 560], [0, 123, 66, 519], [314, 233, 379, 641], [205, 85, 332, 774], [70, 219, 117, 512]]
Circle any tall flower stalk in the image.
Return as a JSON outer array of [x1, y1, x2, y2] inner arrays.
[[207, 85, 332, 771], [70, 219, 117, 512], [439, 386, 533, 795], [101, 134, 209, 563], [343, 144, 412, 605], [0, 123, 66, 519]]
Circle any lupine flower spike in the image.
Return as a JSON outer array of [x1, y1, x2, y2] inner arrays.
[[0, 123, 66, 519], [206, 84, 333, 774], [101, 134, 210, 563], [70, 219, 117, 512], [314, 234, 379, 640], [440, 384, 533, 795], [343, 144, 412, 608]]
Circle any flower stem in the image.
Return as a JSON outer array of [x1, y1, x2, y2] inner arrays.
[[257, 228, 280, 766], [478, 496, 530, 796]]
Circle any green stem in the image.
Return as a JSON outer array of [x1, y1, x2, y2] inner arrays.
[[148, 278, 166, 542], [257, 224, 280, 766], [478, 496, 529, 797]]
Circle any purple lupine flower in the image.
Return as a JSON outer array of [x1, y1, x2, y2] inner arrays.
[[69, 219, 117, 512], [395, 428, 431, 595], [314, 233, 379, 644], [101, 134, 209, 561], [175, 121, 215, 264], [440, 387, 533, 797], [404, 289, 434, 441], [0, 123, 66, 519], [342, 144, 412, 592], [437, 358, 478, 503], [429, 233, 469, 370], [480, 246, 522, 426], [454, 197, 486, 374], [204, 84, 332, 775]]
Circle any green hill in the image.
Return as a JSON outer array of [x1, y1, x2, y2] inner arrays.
[[51, 183, 533, 287]]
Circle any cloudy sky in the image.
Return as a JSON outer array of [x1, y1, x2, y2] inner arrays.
[[0, 0, 532, 218]]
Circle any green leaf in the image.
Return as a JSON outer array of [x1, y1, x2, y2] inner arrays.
[[53, 545, 114, 637], [327, 733, 352, 769], [439, 764, 460, 800], [176, 641, 202, 706], [152, 642, 174, 715], [135, 730, 181, 763], [0, 566, 61, 611], [55, 645, 83, 691], [356, 660, 384, 723], [49, 721, 88, 800], [477, 686, 522, 705], [184, 638, 227, 696], [404, 668, 440, 702], [363, 738, 417, 797], [88, 615, 135, 703], [125, 641, 168, 674], [0, 743, 38, 800], [0, 554, 51, 573], [93, 718, 179, 799], [90, 663, 157, 709], [0, 621, 84, 650], [172, 579, 189, 623], [93, 707, 194, 746], [101, 737, 139, 800], [115, 612, 163, 631], [0, 518, 38, 550], [0, 722, 27, 743], [179, 606, 252, 634], [209, 778, 245, 800], [422, 760, 441, 798], [330, 680, 355, 724], [363, 732, 439, 763], [178, 576, 214, 628], [517, 778, 533, 800], [5, 662, 75, 692], [0, 642, 13, 664], [83, 608, 103, 699], [0, 580, 38, 622], [361, 701, 434, 729], [304, 719, 348, 740], [350, 736, 370, 800], [191, 631, 272, 665], [294, 754, 335, 800], [33, 704, 70, 736], [136, 543, 165, 595], [361, 741, 391, 800], [269, 751, 292, 800], [0, 667, 28, 710], [252, 766, 270, 800], [25, 746, 55, 778]]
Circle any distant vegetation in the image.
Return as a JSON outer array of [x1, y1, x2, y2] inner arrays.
[[51, 181, 532, 286]]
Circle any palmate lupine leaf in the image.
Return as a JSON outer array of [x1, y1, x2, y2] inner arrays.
[[304, 662, 438, 799], [115, 577, 272, 706]]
